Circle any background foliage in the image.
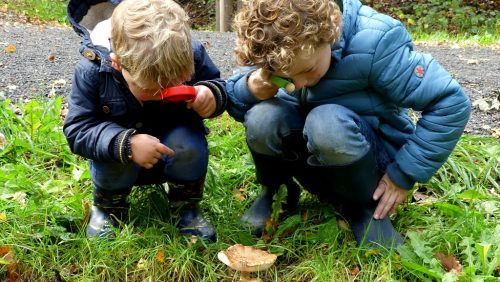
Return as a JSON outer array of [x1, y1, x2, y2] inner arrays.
[[1, 0, 498, 35]]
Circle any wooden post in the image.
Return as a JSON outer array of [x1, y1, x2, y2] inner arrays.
[[216, 0, 233, 32]]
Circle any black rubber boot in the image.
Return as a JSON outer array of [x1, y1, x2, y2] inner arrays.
[[240, 150, 301, 236], [303, 148, 404, 248], [168, 178, 216, 243], [86, 189, 130, 238]]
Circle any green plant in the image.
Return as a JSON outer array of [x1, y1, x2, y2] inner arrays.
[[1, 98, 499, 281]]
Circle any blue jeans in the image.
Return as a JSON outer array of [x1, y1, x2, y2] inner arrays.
[[244, 99, 390, 170], [90, 126, 208, 192]]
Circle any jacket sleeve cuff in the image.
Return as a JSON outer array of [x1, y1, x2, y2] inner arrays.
[[194, 80, 227, 118], [109, 128, 136, 164], [386, 162, 416, 190]]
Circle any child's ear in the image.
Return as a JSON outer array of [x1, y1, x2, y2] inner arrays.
[[110, 53, 122, 72]]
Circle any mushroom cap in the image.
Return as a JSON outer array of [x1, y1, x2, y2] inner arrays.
[[217, 244, 277, 272]]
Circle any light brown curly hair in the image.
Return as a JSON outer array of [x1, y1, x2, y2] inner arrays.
[[233, 0, 342, 73]]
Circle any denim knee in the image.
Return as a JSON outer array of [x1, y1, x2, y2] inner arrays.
[[90, 160, 140, 191], [161, 126, 208, 181], [244, 99, 304, 156], [304, 104, 371, 165]]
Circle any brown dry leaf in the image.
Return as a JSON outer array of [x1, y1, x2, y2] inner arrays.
[[337, 219, 349, 231], [0, 132, 6, 147], [300, 210, 308, 221], [413, 187, 437, 202], [349, 265, 360, 278], [155, 250, 165, 263], [4, 44, 16, 53], [435, 252, 463, 272], [7, 261, 19, 282], [0, 246, 18, 281], [47, 54, 56, 62], [232, 188, 245, 202], [82, 201, 90, 226], [0, 245, 11, 257]]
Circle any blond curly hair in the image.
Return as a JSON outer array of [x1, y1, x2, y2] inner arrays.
[[111, 0, 193, 89], [233, 0, 342, 73]]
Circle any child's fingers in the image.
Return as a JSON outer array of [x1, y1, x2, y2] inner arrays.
[[158, 144, 174, 157]]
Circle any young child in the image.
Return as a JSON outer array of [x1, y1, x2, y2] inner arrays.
[[64, 0, 227, 242], [227, 0, 471, 248]]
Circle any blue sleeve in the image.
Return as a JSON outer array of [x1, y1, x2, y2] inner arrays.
[[226, 67, 261, 122], [369, 24, 471, 189]]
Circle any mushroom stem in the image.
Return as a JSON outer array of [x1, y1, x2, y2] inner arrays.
[[239, 271, 252, 282]]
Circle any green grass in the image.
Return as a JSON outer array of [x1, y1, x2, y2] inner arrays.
[[0, 97, 499, 281], [1, 0, 67, 24]]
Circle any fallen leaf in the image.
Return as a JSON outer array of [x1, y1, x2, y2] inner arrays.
[[155, 250, 165, 263], [489, 188, 500, 198], [300, 210, 308, 221], [60, 103, 69, 119], [0, 132, 6, 147], [466, 59, 480, 65], [0, 245, 11, 257], [82, 201, 90, 226], [4, 44, 16, 53], [435, 252, 462, 272], [232, 188, 245, 202], [0, 246, 18, 281], [137, 258, 147, 269], [349, 265, 360, 277], [472, 98, 491, 112], [337, 219, 349, 231], [47, 54, 56, 62], [0, 212, 6, 223], [12, 192, 26, 207]]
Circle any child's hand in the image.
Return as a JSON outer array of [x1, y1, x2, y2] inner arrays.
[[248, 68, 280, 100], [130, 134, 174, 169], [187, 85, 216, 118], [372, 173, 408, 219]]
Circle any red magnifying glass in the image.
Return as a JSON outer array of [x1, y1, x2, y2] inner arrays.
[[160, 85, 197, 103]]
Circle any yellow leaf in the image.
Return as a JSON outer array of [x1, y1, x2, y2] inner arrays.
[[0, 212, 6, 223], [4, 44, 16, 53]]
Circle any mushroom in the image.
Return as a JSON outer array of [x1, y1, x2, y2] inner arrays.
[[218, 244, 278, 282]]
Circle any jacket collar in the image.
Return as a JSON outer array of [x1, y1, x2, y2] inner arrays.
[[67, 0, 121, 72], [331, 0, 361, 63]]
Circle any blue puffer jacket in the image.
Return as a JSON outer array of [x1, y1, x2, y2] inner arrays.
[[226, 0, 471, 189], [64, 0, 226, 163]]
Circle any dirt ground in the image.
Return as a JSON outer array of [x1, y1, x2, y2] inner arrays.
[[0, 16, 499, 137]]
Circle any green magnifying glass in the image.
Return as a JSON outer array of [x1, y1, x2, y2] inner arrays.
[[270, 75, 296, 93]]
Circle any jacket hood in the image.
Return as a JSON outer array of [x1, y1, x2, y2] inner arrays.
[[67, 0, 121, 71]]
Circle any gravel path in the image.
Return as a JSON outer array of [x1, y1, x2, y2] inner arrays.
[[0, 19, 498, 136]]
